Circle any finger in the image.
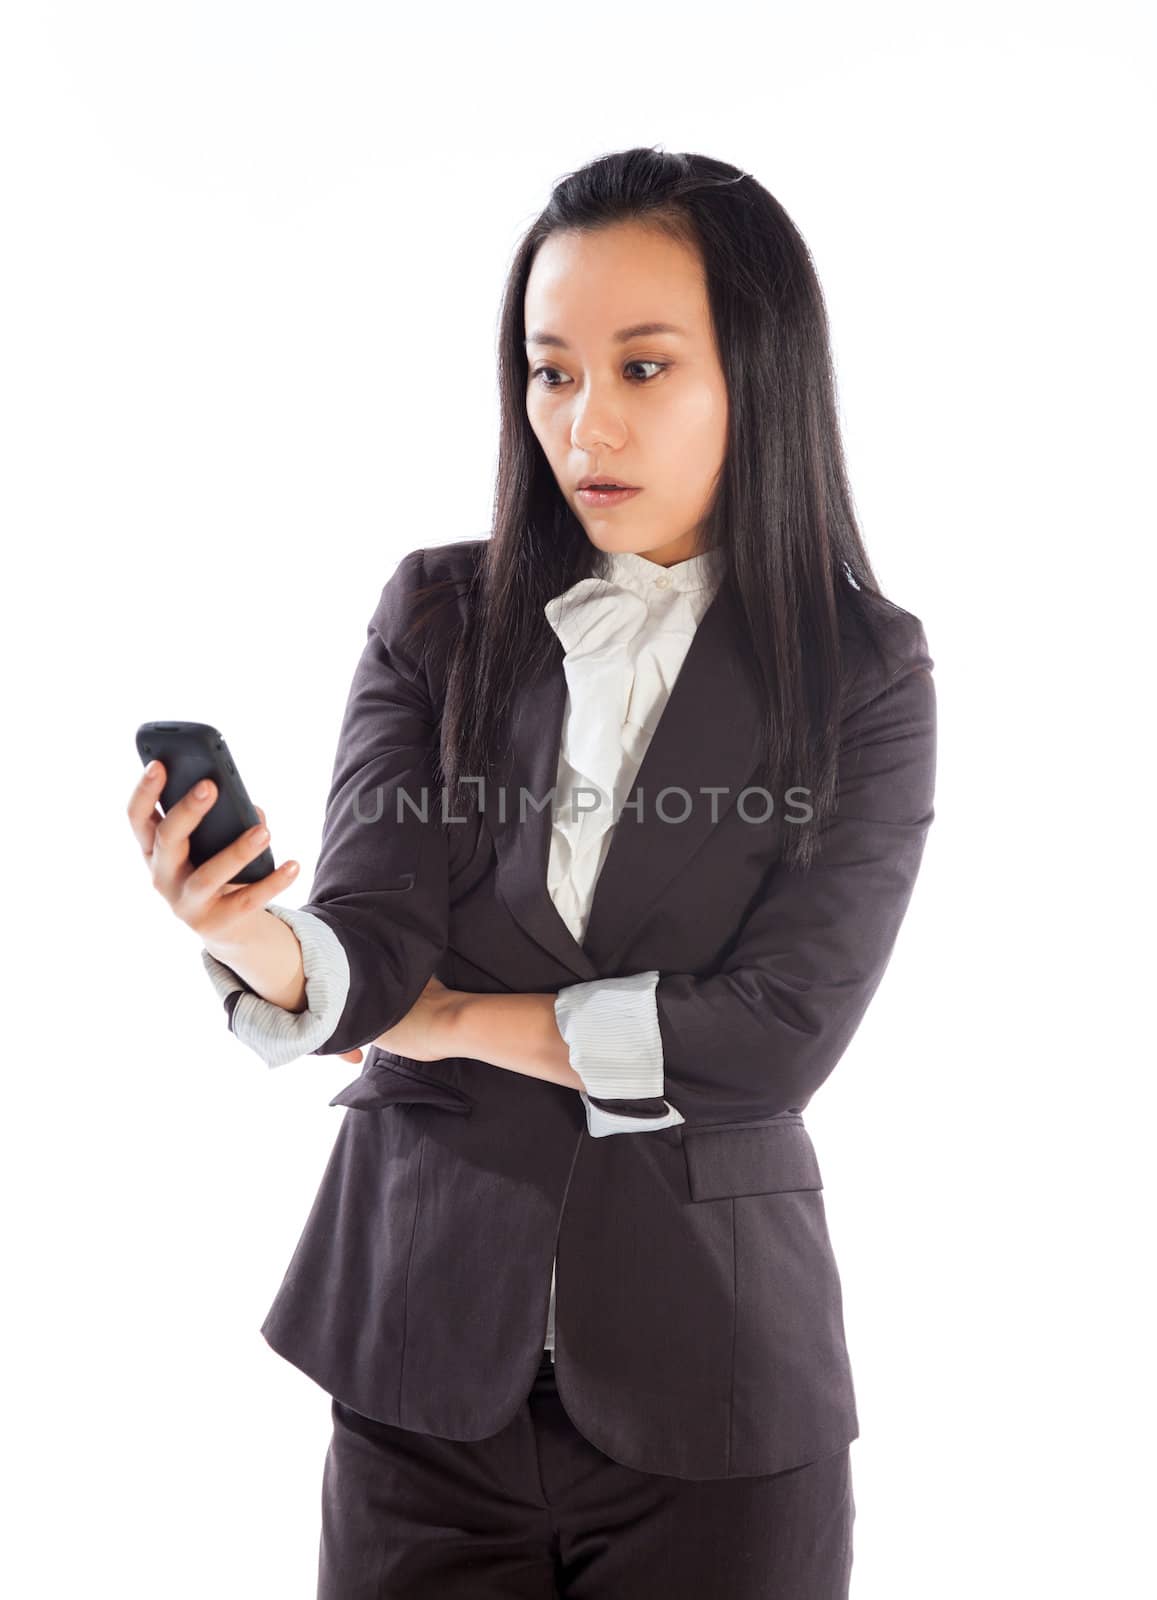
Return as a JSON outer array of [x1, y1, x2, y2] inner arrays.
[[150, 776, 221, 894], [183, 852, 300, 925], [153, 774, 220, 854], [183, 819, 285, 907], [338, 1050, 363, 1064], [127, 759, 168, 855]]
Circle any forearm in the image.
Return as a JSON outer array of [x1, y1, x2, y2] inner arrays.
[[444, 985, 685, 1137], [203, 910, 308, 1014], [448, 991, 584, 1091]]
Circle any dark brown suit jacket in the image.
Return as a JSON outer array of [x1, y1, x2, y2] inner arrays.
[[240, 537, 937, 1480]]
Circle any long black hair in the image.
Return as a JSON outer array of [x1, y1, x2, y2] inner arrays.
[[412, 145, 908, 871]]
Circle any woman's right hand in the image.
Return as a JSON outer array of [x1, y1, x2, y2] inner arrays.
[[127, 759, 300, 952]]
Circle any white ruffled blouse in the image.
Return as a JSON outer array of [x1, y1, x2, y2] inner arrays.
[[543, 546, 724, 946]]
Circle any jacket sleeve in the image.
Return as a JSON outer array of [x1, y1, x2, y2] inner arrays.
[[651, 614, 937, 1127], [206, 548, 452, 1061]]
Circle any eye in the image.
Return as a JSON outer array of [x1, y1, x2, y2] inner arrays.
[[624, 360, 666, 382], [528, 360, 669, 390]]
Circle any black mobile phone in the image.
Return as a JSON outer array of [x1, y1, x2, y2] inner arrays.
[[135, 721, 277, 886]]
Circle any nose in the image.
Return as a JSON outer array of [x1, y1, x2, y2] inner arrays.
[[570, 385, 627, 453]]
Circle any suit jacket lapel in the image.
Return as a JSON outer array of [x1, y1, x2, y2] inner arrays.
[[489, 578, 764, 980], [490, 635, 596, 980]]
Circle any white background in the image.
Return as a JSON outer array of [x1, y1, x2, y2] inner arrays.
[[3, 2, 1153, 1594]]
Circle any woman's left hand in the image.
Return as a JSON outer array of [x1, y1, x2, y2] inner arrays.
[[336, 975, 459, 1066]]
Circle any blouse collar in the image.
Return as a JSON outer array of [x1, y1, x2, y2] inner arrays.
[[594, 544, 725, 598], [543, 542, 725, 657]]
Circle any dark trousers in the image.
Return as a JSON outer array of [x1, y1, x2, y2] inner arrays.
[[317, 1351, 855, 1598]]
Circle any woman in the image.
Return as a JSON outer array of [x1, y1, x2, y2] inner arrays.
[[128, 147, 936, 1598]]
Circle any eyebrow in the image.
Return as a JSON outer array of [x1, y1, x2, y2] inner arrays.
[[523, 321, 689, 349]]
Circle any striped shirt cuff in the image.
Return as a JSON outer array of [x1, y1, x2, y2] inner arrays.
[[580, 1092, 685, 1138], [200, 905, 351, 1068], [554, 970, 666, 1100]]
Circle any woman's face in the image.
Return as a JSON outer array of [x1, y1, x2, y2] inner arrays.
[[524, 220, 729, 568]]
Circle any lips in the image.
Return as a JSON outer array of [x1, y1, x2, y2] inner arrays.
[[576, 483, 643, 508], [577, 477, 639, 491]]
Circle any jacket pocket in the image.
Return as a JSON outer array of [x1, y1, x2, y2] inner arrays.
[[682, 1115, 823, 1201], [328, 1049, 475, 1116]]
